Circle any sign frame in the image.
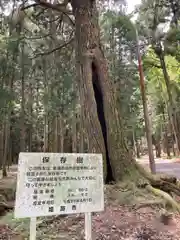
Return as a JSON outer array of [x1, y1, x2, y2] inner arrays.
[[14, 152, 104, 240]]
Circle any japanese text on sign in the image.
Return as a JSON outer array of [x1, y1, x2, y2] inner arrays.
[[15, 153, 104, 218]]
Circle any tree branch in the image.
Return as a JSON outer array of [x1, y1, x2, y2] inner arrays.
[[22, 3, 40, 10], [21, 0, 74, 26], [22, 0, 72, 14], [32, 37, 74, 58], [24, 33, 52, 40]]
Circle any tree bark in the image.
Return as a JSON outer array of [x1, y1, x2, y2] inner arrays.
[[162, 131, 171, 158], [71, 0, 137, 182], [20, 40, 26, 152], [27, 81, 33, 152], [72, 82, 77, 153], [59, 116, 64, 152], [0, 125, 4, 169], [2, 117, 9, 177], [134, 132, 141, 159], [44, 115, 48, 152], [79, 107, 84, 153], [42, 58, 49, 152], [2, 43, 18, 176], [155, 143, 161, 158], [53, 115, 58, 152], [136, 29, 155, 173]]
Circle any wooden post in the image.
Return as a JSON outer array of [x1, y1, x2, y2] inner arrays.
[[85, 212, 92, 240]]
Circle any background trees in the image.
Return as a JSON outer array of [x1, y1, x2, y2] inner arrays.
[[137, 0, 180, 155], [0, 0, 180, 179]]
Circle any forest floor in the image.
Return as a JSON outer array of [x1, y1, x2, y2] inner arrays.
[[1, 159, 180, 239]]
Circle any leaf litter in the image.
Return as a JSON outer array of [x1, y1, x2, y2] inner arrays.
[[1, 184, 180, 239]]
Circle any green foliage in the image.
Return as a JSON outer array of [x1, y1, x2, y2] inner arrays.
[[0, 0, 179, 158], [143, 47, 180, 135], [101, 9, 144, 141], [135, 0, 180, 141], [115, 15, 136, 41], [0, 1, 76, 157]]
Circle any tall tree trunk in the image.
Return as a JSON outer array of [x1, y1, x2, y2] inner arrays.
[[59, 116, 64, 152], [0, 124, 4, 169], [2, 39, 18, 176], [71, 0, 137, 182], [53, 116, 58, 152], [72, 76, 77, 152], [8, 132, 13, 168], [78, 88, 85, 153], [20, 40, 26, 152], [162, 107, 171, 158], [35, 81, 40, 151], [50, 6, 60, 153], [2, 71, 14, 175], [44, 115, 48, 152], [48, 114, 52, 152], [136, 30, 155, 173], [134, 130, 140, 159], [136, 139, 141, 159], [42, 58, 49, 152], [155, 143, 161, 158], [2, 118, 10, 177], [72, 114, 77, 152], [27, 81, 33, 152], [79, 108, 84, 152]]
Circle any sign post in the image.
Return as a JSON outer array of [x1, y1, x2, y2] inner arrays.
[[85, 212, 92, 240], [30, 217, 37, 240], [14, 153, 104, 239]]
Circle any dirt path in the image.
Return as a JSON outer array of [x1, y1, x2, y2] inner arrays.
[[138, 157, 180, 178]]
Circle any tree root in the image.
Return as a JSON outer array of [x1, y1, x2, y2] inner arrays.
[[134, 200, 164, 210], [146, 185, 180, 212], [136, 163, 180, 194], [134, 162, 180, 211], [150, 178, 180, 196]]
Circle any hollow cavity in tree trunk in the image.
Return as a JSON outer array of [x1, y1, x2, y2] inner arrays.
[[91, 62, 114, 183]]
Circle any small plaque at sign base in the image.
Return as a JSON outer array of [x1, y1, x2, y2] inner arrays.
[[15, 153, 104, 218]]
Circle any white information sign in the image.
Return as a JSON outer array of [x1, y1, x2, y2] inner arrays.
[[15, 153, 104, 218]]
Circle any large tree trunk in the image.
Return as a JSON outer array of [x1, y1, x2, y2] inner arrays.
[[71, 0, 137, 182]]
